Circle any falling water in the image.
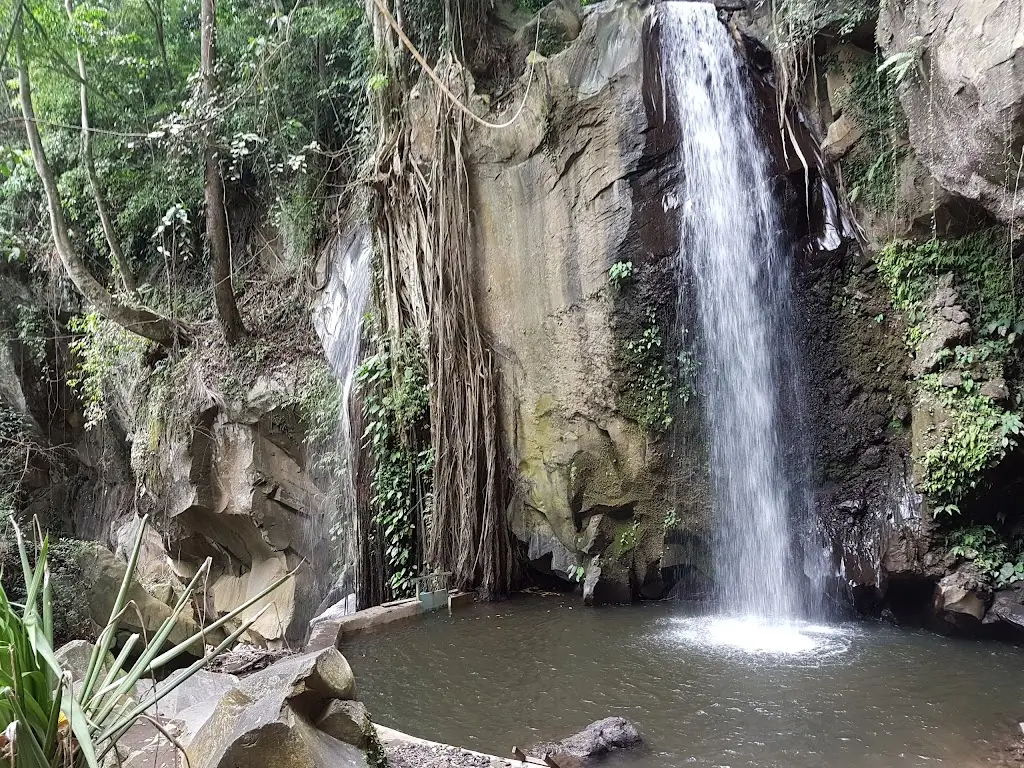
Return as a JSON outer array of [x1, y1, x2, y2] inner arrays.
[[661, 2, 810, 622], [311, 227, 372, 614]]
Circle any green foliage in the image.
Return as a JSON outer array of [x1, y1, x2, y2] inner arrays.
[[878, 39, 922, 85], [769, 0, 877, 52], [607, 260, 633, 291], [356, 331, 432, 599], [919, 373, 1022, 508], [619, 318, 674, 433], [0, 406, 38, 513], [567, 564, 585, 583], [14, 303, 51, 372], [296, 359, 343, 474], [66, 313, 146, 430], [947, 525, 1024, 588], [43, 540, 94, 648], [664, 509, 679, 530], [618, 520, 640, 553], [877, 230, 1015, 325], [842, 53, 906, 211], [877, 230, 1023, 509], [363, 714, 389, 768]]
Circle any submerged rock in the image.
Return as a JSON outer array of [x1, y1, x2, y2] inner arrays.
[[537, 717, 643, 762]]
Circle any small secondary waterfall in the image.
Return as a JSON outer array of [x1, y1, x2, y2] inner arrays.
[[661, 2, 811, 621], [312, 228, 372, 610]]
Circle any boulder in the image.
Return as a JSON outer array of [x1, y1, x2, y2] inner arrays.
[[822, 113, 863, 160], [536, 717, 642, 762], [240, 647, 356, 713], [979, 378, 1010, 404], [184, 687, 364, 768], [183, 649, 364, 768], [141, 669, 241, 718], [56, 640, 110, 684], [878, 0, 1024, 226], [74, 543, 206, 658], [910, 279, 972, 376], [984, 586, 1024, 632], [935, 565, 990, 626], [315, 700, 370, 748], [582, 558, 632, 607]]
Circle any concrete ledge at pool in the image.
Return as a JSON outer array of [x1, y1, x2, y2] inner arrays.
[[306, 591, 476, 651], [375, 724, 532, 768]]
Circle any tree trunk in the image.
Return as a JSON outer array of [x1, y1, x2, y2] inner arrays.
[[201, 0, 246, 344], [65, 0, 137, 296], [16, 33, 183, 347]]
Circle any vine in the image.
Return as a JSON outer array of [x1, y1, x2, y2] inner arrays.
[[918, 373, 1022, 510], [947, 525, 1024, 588], [841, 53, 907, 212], [66, 312, 147, 430], [876, 229, 1023, 513], [356, 331, 432, 600]]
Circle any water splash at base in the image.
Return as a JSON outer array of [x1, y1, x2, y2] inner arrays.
[[664, 615, 853, 657]]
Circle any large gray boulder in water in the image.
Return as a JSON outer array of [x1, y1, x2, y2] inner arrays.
[[536, 717, 643, 762]]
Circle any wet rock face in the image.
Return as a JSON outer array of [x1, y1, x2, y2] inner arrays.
[[790, 239, 921, 609], [467, 2, 704, 601], [877, 0, 1024, 228]]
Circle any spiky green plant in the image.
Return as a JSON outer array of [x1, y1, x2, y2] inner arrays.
[[0, 516, 292, 767]]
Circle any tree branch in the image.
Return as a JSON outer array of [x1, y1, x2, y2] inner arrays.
[[16, 23, 185, 348], [65, 0, 137, 296]]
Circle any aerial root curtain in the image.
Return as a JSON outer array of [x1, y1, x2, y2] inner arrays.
[[364, 0, 519, 599]]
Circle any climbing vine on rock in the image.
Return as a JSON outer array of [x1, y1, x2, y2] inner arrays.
[[876, 229, 1023, 513], [619, 319, 674, 433], [356, 331, 432, 600], [841, 53, 906, 212], [364, 0, 519, 600], [947, 525, 1024, 588]]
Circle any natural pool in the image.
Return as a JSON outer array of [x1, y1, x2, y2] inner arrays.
[[344, 596, 1024, 768]]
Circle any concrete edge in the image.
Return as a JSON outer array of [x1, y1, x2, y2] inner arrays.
[[306, 591, 477, 652], [375, 724, 531, 767]]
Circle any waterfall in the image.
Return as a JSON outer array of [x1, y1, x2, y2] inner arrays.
[[312, 228, 372, 613], [661, 2, 813, 622]]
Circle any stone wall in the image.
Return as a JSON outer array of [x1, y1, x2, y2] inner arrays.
[[466, 1, 711, 603]]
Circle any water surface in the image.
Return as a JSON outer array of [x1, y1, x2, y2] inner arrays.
[[346, 597, 1024, 767]]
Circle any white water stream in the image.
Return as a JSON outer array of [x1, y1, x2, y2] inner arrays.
[[662, 2, 822, 648], [312, 228, 372, 610]]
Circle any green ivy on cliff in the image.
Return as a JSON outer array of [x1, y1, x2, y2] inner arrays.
[[356, 330, 432, 599], [619, 318, 675, 433], [842, 53, 906, 212], [877, 229, 1015, 324], [947, 525, 1024, 588], [877, 229, 1023, 513], [918, 374, 1022, 508]]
